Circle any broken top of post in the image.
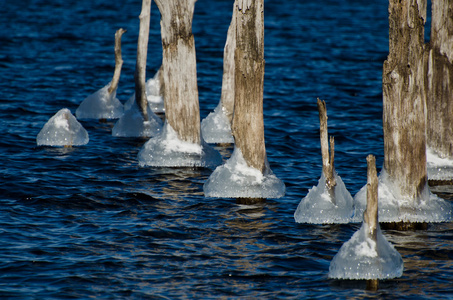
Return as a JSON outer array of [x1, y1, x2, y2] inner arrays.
[[317, 98, 336, 191]]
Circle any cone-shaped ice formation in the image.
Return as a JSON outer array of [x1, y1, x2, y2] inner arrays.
[[37, 108, 89, 147], [294, 171, 354, 224], [328, 223, 403, 280], [204, 147, 285, 198], [137, 121, 222, 168], [201, 102, 234, 144], [353, 169, 453, 223], [427, 147, 453, 181], [124, 73, 164, 114], [329, 155, 403, 280], [112, 98, 162, 138], [75, 83, 124, 120]]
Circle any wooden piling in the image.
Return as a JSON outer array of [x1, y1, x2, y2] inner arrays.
[[426, 0, 453, 159], [317, 99, 336, 199], [382, 0, 428, 199], [219, 0, 237, 124], [231, 0, 267, 173], [108, 28, 126, 95], [135, 0, 151, 121], [155, 0, 201, 144]]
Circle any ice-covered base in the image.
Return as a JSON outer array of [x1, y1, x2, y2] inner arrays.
[[204, 147, 285, 198], [124, 75, 164, 113], [294, 172, 354, 224], [354, 169, 453, 223], [138, 122, 222, 168], [427, 147, 453, 181], [76, 83, 124, 119], [201, 102, 234, 144], [37, 108, 89, 146], [112, 100, 162, 138], [328, 223, 403, 280]]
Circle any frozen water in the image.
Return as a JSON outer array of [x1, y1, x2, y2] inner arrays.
[[75, 83, 124, 119], [294, 171, 354, 224], [124, 73, 164, 113], [328, 222, 403, 280], [138, 122, 222, 168], [353, 168, 453, 223], [112, 99, 162, 138], [145, 71, 165, 113], [201, 102, 234, 144], [37, 108, 89, 146], [204, 147, 286, 198], [427, 147, 453, 181]]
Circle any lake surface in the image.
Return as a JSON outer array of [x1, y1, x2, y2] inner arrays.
[[1, 0, 453, 298]]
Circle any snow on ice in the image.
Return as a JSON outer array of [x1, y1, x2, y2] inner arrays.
[[124, 73, 164, 114], [75, 83, 124, 119], [426, 147, 453, 181], [328, 222, 403, 280], [353, 168, 453, 223], [201, 102, 234, 144], [294, 171, 354, 224], [204, 147, 285, 198], [112, 98, 162, 138], [37, 108, 89, 146], [137, 121, 222, 168]]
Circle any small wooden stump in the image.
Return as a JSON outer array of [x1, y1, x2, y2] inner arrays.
[[317, 98, 336, 202], [364, 154, 379, 290], [107, 28, 126, 95]]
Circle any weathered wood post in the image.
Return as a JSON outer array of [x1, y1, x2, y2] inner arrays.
[[154, 0, 201, 144], [135, 0, 151, 121], [232, 0, 267, 173], [382, 0, 427, 199], [108, 28, 127, 95], [426, 0, 453, 159], [220, 0, 237, 124], [317, 99, 336, 201], [364, 154, 379, 290], [364, 155, 378, 243]]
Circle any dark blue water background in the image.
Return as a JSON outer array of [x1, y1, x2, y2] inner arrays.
[[1, 0, 453, 298]]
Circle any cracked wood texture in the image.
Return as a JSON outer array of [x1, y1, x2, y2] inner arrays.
[[426, 0, 453, 159], [135, 0, 151, 121], [382, 0, 427, 199], [155, 0, 201, 144], [232, 0, 267, 173]]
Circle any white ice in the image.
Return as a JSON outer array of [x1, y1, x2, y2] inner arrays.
[[201, 102, 234, 144], [353, 168, 453, 223], [124, 72, 164, 113], [203, 147, 286, 198], [137, 121, 222, 168], [328, 222, 403, 280], [294, 171, 354, 224], [112, 98, 163, 138], [427, 147, 453, 181], [75, 83, 124, 119], [37, 108, 89, 147]]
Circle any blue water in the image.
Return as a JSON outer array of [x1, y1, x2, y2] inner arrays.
[[1, 0, 453, 298]]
